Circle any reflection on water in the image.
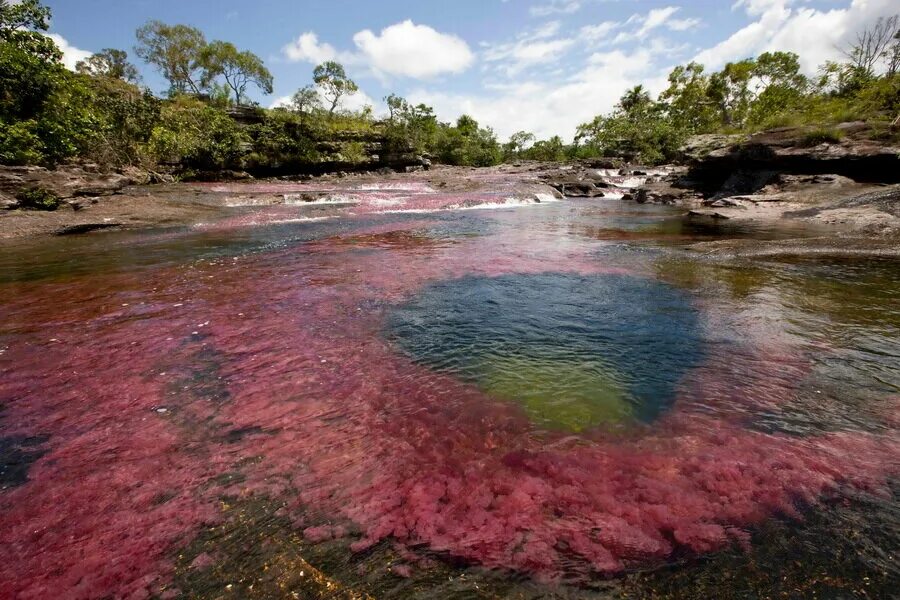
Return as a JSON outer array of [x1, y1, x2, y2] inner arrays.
[[0, 194, 897, 599]]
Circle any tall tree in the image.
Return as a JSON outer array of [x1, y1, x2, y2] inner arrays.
[[200, 41, 272, 105], [290, 85, 321, 120], [385, 93, 405, 122], [0, 0, 63, 121], [840, 14, 899, 77], [747, 51, 808, 125], [313, 61, 357, 114], [503, 130, 536, 159], [708, 59, 755, 127], [659, 62, 717, 133], [620, 85, 652, 114], [134, 21, 207, 95], [0, 0, 59, 61], [76, 48, 141, 83], [888, 27, 900, 76]]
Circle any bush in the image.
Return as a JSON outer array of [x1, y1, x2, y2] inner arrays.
[[83, 76, 161, 166], [245, 109, 320, 170], [0, 119, 44, 164], [16, 187, 60, 210], [801, 128, 845, 146], [149, 97, 247, 169]]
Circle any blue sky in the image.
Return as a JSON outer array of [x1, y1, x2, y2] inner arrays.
[[45, 0, 898, 140]]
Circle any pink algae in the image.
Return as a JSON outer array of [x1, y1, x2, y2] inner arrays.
[[0, 215, 897, 598]]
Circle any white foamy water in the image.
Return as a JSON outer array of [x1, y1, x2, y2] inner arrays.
[[283, 194, 359, 205], [355, 183, 436, 193]]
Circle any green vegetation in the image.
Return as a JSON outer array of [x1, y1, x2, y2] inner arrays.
[[1, 1, 897, 174], [0, 0, 506, 173], [15, 186, 60, 210], [801, 128, 846, 147], [502, 15, 899, 165], [564, 15, 900, 165]]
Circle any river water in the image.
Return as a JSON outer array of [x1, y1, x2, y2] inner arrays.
[[1, 184, 898, 599]]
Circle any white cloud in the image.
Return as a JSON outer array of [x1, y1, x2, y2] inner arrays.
[[284, 21, 474, 81], [696, 0, 898, 73], [667, 17, 702, 32], [482, 24, 576, 76], [352, 21, 474, 79], [579, 7, 702, 48], [530, 0, 582, 17], [47, 33, 91, 71], [579, 21, 622, 45], [410, 44, 671, 141], [532, 21, 563, 39], [638, 6, 681, 36], [282, 32, 339, 64]]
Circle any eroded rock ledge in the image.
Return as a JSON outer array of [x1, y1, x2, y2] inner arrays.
[[638, 123, 900, 236]]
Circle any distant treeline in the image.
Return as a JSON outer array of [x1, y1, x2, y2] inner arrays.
[[1, 0, 898, 173]]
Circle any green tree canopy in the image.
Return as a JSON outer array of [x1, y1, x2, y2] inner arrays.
[[0, 0, 59, 61], [201, 41, 272, 105], [135, 20, 207, 95], [313, 61, 358, 114], [289, 85, 321, 119], [76, 48, 141, 84]]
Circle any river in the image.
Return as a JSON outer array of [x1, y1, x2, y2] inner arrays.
[[1, 183, 897, 599]]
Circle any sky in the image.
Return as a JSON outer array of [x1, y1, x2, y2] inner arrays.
[[43, 0, 899, 141]]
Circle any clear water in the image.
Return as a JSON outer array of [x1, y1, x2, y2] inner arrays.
[[0, 193, 897, 599]]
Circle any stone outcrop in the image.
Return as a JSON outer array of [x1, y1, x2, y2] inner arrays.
[[0, 164, 153, 210], [684, 123, 900, 193], [634, 181, 703, 206], [538, 162, 676, 199], [623, 123, 900, 234]]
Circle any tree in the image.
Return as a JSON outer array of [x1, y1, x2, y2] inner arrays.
[[576, 87, 682, 164], [503, 130, 535, 159], [524, 136, 565, 161], [313, 61, 358, 114], [708, 59, 755, 127], [659, 62, 717, 133], [888, 27, 900, 76], [840, 14, 899, 78], [620, 85, 652, 113], [385, 93, 405, 122], [135, 21, 207, 95], [76, 48, 141, 83], [752, 53, 807, 123], [200, 41, 272, 105], [383, 96, 439, 155], [434, 115, 501, 167], [1, 0, 63, 124], [289, 85, 320, 119], [0, 0, 59, 61]]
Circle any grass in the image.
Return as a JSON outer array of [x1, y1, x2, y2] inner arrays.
[[800, 127, 845, 147], [16, 187, 61, 211]]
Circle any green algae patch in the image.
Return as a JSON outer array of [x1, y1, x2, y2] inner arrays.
[[478, 354, 631, 431]]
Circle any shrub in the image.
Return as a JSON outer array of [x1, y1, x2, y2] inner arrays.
[[16, 187, 60, 210], [149, 97, 247, 169], [0, 119, 44, 164], [801, 128, 845, 146]]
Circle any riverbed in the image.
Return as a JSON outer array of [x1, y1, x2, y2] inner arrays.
[[1, 181, 897, 599]]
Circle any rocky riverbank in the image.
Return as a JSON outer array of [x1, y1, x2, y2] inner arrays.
[[2, 122, 898, 248]]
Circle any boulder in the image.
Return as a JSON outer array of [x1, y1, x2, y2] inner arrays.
[[1, 191, 18, 210], [634, 181, 703, 206], [0, 164, 149, 200], [549, 179, 607, 197], [685, 124, 900, 190]]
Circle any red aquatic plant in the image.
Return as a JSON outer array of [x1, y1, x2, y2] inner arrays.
[[0, 209, 897, 598]]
